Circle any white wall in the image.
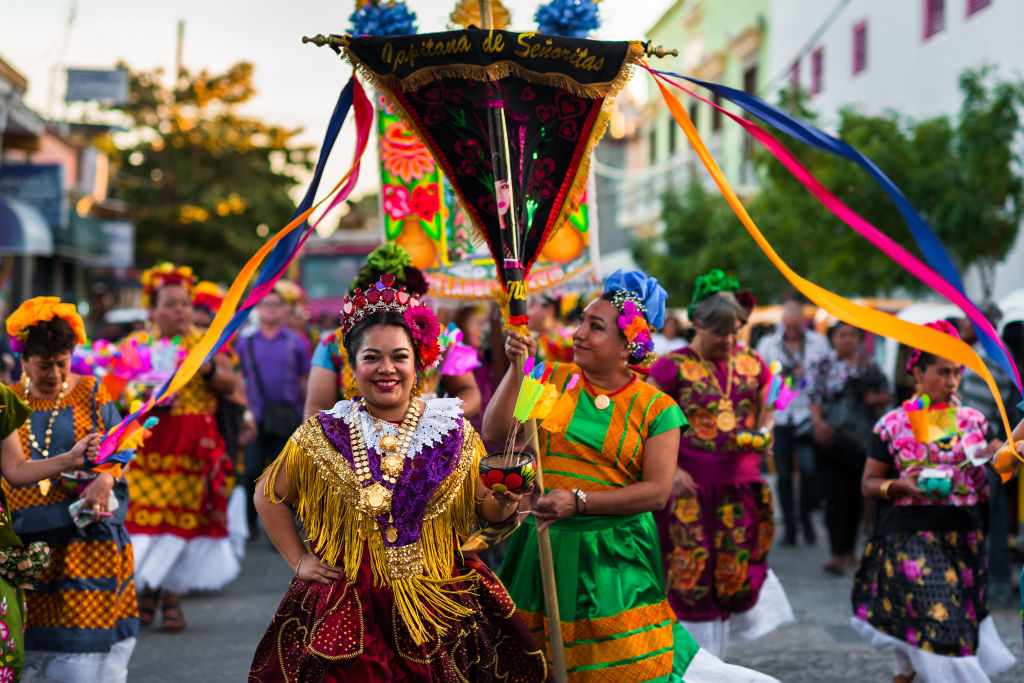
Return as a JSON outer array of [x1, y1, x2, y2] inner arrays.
[[768, 0, 1024, 299]]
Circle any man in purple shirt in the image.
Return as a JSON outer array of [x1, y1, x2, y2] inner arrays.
[[237, 289, 311, 532]]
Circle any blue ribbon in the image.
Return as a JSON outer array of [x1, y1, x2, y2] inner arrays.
[[655, 68, 1018, 388]]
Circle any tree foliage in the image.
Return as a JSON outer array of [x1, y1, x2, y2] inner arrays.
[[107, 62, 313, 282], [635, 67, 1024, 305]]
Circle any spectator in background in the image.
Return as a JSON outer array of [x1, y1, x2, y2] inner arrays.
[[757, 295, 830, 546], [0, 301, 19, 385], [809, 322, 892, 575], [957, 306, 1020, 608], [236, 288, 311, 536], [652, 314, 685, 355]]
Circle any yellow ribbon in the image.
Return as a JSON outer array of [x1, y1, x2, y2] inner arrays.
[[651, 72, 1019, 474]]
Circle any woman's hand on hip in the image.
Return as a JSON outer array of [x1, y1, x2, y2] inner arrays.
[[296, 554, 344, 585], [672, 467, 697, 499]]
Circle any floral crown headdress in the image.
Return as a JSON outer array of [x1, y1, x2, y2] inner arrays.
[[906, 320, 961, 373], [191, 281, 224, 313], [688, 269, 740, 320], [350, 243, 428, 298], [604, 270, 668, 366], [340, 273, 442, 369], [141, 262, 195, 308], [6, 297, 87, 354]]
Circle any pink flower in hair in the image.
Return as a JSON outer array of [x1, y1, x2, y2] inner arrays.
[[906, 319, 962, 372]]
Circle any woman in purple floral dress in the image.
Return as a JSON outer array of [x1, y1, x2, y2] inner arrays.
[[650, 270, 794, 659], [851, 320, 1015, 682]]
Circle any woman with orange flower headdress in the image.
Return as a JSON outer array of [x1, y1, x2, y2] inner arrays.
[[5, 297, 136, 681], [125, 263, 240, 633], [649, 269, 794, 660]]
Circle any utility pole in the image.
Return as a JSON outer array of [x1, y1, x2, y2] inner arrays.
[[175, 19, 185, 88]]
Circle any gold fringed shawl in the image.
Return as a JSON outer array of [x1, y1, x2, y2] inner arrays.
[[261, 414, 483, 644]]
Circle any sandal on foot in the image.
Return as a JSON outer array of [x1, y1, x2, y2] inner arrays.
[[139, 589, 160, 627], [161, 601, 185, 632]]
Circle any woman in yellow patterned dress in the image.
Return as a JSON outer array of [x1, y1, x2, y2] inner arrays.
[[125, 263, 240, 632], [5, 297, 135, 681]]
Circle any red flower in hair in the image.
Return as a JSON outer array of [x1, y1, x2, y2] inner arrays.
[[404, 306, 440, 344], [419, 340, 442, 368]]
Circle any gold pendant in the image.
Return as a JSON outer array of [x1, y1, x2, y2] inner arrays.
[[360, 482, 391, 516], [386, 526, 398, 543], [381, 453, 404, 478], [594, 394, 610, 410], [38, 479, 51, 496], [716, 410, 737, 432], [379, 434, 399, 453]]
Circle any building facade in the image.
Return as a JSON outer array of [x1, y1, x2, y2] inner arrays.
[[768, 0, 1023, 299]]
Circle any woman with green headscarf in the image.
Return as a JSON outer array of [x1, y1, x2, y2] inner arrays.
[[650, 269, 794, 660]]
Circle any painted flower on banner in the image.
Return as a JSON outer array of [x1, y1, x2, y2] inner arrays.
[[381, 122, 435, 183], [383, 185, 411, 221]]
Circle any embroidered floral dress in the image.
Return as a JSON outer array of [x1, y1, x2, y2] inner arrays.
[[249, 398, 546, 682], [850, 404, 1016, 678], [650, 345, 793, 656]]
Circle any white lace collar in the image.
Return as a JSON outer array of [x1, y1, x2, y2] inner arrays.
[[323, 397, 464, 460]]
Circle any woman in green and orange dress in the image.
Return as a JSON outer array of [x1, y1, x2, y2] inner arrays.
[[484, 270, 778, 682]]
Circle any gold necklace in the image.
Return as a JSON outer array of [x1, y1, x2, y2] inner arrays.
[[349, 398, 422, 543], [693, 342, 737, 432], [23, 378, 70, 495]]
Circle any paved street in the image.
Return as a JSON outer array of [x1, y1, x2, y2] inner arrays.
[[129, 517, 1024, 682]]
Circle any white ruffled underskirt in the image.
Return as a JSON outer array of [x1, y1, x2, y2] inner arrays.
[[227, 486, 249, 561], [680, 569, 795, 659], [131, 533, 240, 594], [849, 615, 1016, 683], [683, 647, 780, 682], [22, 637, 136, 683]]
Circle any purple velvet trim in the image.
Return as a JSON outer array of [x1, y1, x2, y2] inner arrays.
[[316, 410, 466, 547]]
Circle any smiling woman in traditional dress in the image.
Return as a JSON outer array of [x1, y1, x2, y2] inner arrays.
[[249, 274, 546, 681], [125, 263, 241, 632], [485, 269, 778, 682], [649, 270, 794, 660]]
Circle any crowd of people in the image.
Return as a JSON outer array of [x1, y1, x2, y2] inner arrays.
[[0, 245, 1020, 681]]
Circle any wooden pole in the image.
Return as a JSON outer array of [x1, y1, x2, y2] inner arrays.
[[476, 3, 568, 681]]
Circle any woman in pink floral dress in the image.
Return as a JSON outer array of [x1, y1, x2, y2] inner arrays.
[[650, 270, 794, 659], [851, 320, 1015, 682]]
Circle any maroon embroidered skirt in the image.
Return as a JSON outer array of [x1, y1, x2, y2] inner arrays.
[[249, 552, 547, 682]]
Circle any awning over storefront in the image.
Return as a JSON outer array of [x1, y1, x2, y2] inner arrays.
[[0, 195, 53, 255], [54, 209, 111, 262]]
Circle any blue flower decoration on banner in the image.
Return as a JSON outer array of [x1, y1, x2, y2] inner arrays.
[[349, 1, 417, 37], [535, 0, 601, 39], [604, 269, 668, 330]]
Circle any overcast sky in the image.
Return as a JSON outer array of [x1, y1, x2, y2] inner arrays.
[[1, 0, 676, 209]]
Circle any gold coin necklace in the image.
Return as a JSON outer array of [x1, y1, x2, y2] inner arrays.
[[694, 344, 737, 432], [582, 374, 637, 411], [22, 378, 70, 496], [349, 398, 422, 544]]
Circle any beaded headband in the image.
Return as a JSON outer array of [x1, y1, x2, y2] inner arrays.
[[141, 262, 195, 308], [340, 273, 442, 369]]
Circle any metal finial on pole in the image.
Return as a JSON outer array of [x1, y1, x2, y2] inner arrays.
[[645, 43, 679, 59]]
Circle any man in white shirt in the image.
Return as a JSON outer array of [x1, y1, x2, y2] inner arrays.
[[756, 296, 830, 546]]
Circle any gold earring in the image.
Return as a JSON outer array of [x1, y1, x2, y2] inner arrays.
[[410, 378, 423, 399], [342, 376, 359, 399], [21, 372, 29, 392]]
